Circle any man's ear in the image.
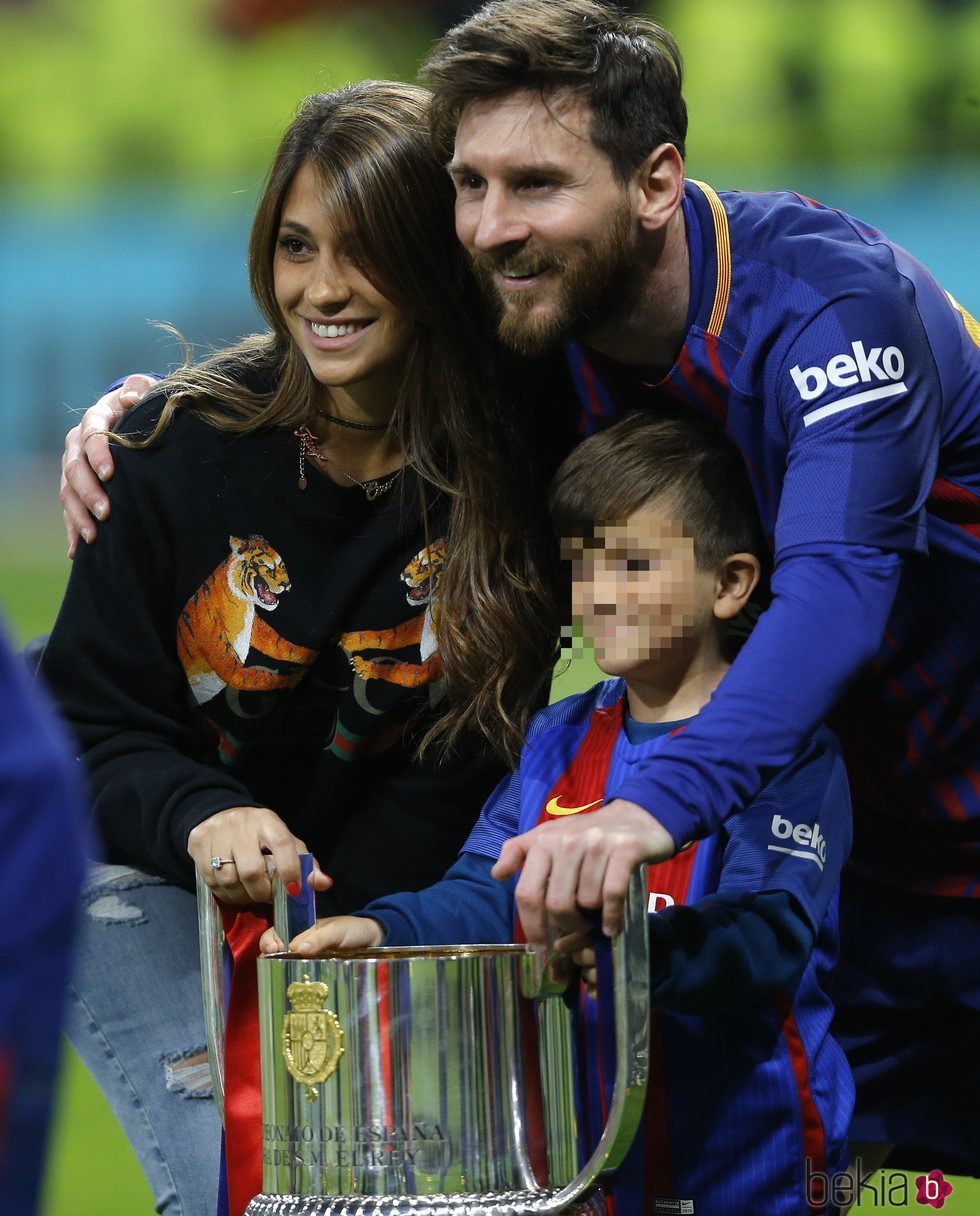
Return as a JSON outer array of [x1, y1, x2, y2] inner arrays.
[[713, 553, 761, 621], [634, 143, 685, 232]]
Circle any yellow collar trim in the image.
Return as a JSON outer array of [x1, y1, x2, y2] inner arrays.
[[689, 180, 732, 338]]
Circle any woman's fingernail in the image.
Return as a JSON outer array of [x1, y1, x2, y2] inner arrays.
[[286, 881, 301, 896]]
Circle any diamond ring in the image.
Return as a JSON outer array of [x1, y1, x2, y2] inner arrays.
[[210, 857, 235, 870]]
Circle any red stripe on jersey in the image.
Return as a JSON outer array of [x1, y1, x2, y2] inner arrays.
[[874, 634, 970, 822], [962, 765, 980, 802], [514, 702, 623, 947], [601, 1013, 676, 1215], [634, 846, 705, 1206], [925, 871, 977, 898], [773, 990, 826, 1213], [701, 333, 778, 505], [910, 645, 977, 743], [581, 354, 609, 431], [929, 475, 980, 539], [646, 839, 701, 906], [702, 330, 731, 392], [675, 345, 728, 422], [536, 703, 624, 826], [933, 777, 971, 824]]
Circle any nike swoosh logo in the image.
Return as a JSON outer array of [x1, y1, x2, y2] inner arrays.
[[544, 796, 603, 817]]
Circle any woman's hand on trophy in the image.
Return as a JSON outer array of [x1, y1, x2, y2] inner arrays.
[[188, 805, 312, 904], [492, 798, 675, 950], [61, 373, 157, 556], [260, 915, 385, 956]]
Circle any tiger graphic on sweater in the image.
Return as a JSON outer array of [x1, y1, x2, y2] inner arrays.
[[338, 539, 445, 689], [177, 534, 318, 705]]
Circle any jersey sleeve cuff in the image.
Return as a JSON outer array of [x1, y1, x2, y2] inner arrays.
[[356, 906, 417, 947], [605, 780, 691, 849]]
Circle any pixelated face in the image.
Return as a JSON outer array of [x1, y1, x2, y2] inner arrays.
[[450, 90, 645, 355], [566, 502, 719, 676]]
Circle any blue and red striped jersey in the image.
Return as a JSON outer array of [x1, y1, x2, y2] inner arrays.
[[466, 678, 853, 1215], [563, 181, 980, 894]]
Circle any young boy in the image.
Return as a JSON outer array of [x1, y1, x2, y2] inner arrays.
[[267, 408, 853, 1215]]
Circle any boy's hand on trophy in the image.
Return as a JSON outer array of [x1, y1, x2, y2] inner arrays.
[[260, 925, 286, 953], [263, 915, 386, 957], [493, 799, 675, 949], [553, 930, 598, 998]]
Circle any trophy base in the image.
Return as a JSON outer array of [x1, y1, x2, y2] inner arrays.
[[244, 1189, 607, 1216]]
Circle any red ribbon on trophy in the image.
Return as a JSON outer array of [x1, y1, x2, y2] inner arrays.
[[219, 903, 268, 1216]]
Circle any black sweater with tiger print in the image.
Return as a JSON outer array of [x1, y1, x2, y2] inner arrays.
[[40, 393, 505, 913]]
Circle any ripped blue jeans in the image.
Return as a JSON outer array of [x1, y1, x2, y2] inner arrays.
[[64, 863, 221, 1216]]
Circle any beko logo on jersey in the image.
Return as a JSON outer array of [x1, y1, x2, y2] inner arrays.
[[790, 340, 908, 428], [768, 814, 827, 870]]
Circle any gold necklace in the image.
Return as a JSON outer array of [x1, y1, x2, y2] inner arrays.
[[294, 426, 403, 501]]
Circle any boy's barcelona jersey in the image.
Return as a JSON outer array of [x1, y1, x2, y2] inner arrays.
[[466, 679, 853, 1216], [563, 182, 980, 894]]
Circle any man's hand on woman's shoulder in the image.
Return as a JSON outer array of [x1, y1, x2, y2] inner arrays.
[[61, 373, 157, 556]]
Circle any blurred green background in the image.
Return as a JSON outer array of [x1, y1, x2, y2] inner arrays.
[[1, 0, 977, 1211]]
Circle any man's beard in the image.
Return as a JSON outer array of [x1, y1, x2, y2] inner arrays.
[[469, 202, 642, 356]]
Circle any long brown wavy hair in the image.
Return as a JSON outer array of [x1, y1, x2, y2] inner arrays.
[[121, 81, 559, 761]]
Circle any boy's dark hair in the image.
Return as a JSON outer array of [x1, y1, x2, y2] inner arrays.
[[548, 408, 769, 570], [422, 0, 687, 182]]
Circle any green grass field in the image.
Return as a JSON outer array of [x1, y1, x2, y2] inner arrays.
[[6, 463, 977, 1214]]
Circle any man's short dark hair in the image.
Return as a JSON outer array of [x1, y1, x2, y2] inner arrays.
[[548, 408, 769, 570], [422, 0, 687, 182]]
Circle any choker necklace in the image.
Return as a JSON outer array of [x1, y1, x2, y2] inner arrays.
[[294, 426, 403, 500], [315, 406, 388, 432]]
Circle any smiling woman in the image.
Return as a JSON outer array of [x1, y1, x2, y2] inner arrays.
[[36, 81, 560, 1216], [272, 163, 412, 492]]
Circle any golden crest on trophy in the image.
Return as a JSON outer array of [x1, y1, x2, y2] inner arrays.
[[281, 975, 344, 1098]]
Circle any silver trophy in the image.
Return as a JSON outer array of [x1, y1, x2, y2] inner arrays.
[[198, 859, 650, 1216]]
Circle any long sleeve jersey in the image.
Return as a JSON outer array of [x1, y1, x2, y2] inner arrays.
[[358, 679, 853, 1214], [556, 181, 980, 896]]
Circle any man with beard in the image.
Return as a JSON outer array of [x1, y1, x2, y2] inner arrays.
[[60, 0, 979, 1188], [419, 0, 980, 1188]]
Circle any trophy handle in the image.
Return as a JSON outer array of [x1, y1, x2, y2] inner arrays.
[[195, 854, 317, 1127], [535, 863, 650, 1212]]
